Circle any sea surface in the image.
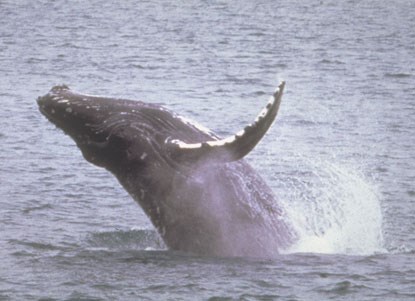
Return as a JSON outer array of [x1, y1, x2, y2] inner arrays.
[[1, 0, 414, 300]]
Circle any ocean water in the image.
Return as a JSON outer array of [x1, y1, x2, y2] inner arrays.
[[1, 0, 414, 300]]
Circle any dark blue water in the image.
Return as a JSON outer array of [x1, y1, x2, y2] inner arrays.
[[1, 0, 414, 300]]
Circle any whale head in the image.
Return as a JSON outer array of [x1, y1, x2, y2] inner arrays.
[[37, 86, 193, 178]]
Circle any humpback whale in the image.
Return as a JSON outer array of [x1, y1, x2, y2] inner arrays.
[[37, 82, 296, 258]]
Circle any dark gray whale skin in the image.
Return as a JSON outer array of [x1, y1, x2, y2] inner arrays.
[[37, 83, 296, 258]]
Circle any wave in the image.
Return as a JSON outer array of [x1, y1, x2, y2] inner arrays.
[[86, 228, 166, 251], [384, 73, 412, 78]]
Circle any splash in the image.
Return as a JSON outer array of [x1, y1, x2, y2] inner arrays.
[[279, 158, 385, 255]]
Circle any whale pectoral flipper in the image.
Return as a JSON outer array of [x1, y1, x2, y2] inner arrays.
[[167, 81, 285, 163]]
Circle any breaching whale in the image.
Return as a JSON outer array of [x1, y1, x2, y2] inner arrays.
[[37, 82, 296, 258]]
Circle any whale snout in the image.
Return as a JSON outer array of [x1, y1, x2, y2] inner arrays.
[[37, 85, 75, 121], [37, 95, 60, 118]]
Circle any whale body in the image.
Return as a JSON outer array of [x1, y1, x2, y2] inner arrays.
[[37, 82, 296, 258]]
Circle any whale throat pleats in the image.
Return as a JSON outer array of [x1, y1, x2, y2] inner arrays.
[[166, 81, 285, 163]]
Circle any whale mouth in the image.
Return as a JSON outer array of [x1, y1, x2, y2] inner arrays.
[[37, 95, 63, 127]]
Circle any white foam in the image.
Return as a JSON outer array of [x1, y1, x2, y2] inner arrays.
[[282, 159, 385, 255]]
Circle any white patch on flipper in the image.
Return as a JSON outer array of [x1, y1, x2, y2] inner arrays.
[[235, 129, 245, 138], [65, 107, 72, 113], [206, 135, 235, 146], [140, 152, 147, 160], [254, 96, 274, 123], [170, 139, 202, 149]]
